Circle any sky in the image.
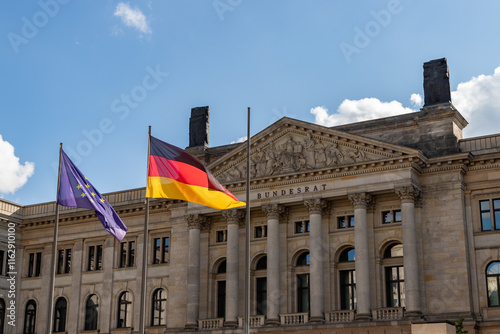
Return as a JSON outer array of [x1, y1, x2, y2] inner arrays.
[[1, 0, 500, 206]]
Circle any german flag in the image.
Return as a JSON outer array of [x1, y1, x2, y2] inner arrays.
[[147, 136, 246, 210]]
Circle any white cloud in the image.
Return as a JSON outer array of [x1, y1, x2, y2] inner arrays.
[[0, 135, 34, 194], [311, 65, 500, 138], [452, 66, 500, 137], [311, 98, 415, 127], [114, 3, 151, 35], [231, 136, 247, 144], [410, 93, 423, 108]]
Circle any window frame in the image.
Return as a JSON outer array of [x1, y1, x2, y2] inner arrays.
[[84, 294, 99, 331], [480, 199, 500, 231], [53, 297, 67, 333], [23, 300, 36, 334], [26, 251, 42, 278], [294, 220, 310, 234], [119, 240, 136, 268], [117, 291, 132, 328], [486, 261, 500, 307], [153, 236, 169, 265], [382, 243, 405, 308], [56, 248, 72, 275], [151, 288, 167, 326]]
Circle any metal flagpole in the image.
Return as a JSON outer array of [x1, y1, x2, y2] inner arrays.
[[139, 126, 152, 334], [47, 143, 63, 334], [244, 107, 251, 334]]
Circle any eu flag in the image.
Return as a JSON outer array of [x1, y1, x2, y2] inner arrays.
[[57, 150, 127, 241]]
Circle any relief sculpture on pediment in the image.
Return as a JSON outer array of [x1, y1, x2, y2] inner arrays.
[[217, 134, 373, 182]]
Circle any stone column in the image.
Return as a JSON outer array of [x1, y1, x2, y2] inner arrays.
[[304, 199, 327, 322], [222, 209, 244, 327], [348, 192, 372, 320], [262, 204, 285, 325], [185, 214, 206, 329], [395, 186, 422, 316]]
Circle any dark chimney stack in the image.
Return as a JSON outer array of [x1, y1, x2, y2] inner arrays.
[[189, 106, 210, 148], [423, 58, 452, 107]]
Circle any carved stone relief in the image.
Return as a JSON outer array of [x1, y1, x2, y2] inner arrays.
[[217, 133, 377, 182]]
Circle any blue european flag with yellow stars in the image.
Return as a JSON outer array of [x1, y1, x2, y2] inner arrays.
[[57, 150, 128, 241]]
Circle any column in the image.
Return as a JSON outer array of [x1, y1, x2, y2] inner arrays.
[[348, 192, 372, 320], [185, 214, 206, 329], [395, 186, 422, 316], [262, 204, 284, 325], [304, 198, 327, 322], [222, 209, 244, 327]]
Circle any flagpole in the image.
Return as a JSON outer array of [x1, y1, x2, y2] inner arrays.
[[47, 143, 63, 334], [139, 126, 151, 334], [244, 107, 251, 334]]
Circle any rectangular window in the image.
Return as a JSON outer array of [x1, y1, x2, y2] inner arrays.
[[153, 237, 169, 264], [27, 252, 42, 277], [338, 216, 354, 229], [382, 210, 402, 224], [88, 245, 103, 271], [295, 221, 310, 234], [57, 249, 71, 274], [480, 199, 500, 231], [385, 266, 405, 308], [119, 241, 135, 268], [254, 226, 267, 238], [216, 230, 227, 243], [340, 270, 356, 310]]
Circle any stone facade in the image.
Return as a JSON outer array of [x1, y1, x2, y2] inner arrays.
[[1, 61, 500, 334]]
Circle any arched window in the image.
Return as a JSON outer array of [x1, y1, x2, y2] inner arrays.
[[487, 262, 500, 306], [117, 291, 132, 328], [338, 247, 356, 310], [383, 243, 405, 308], [84, 294, 99, 330], [53, 297, 67, 332], [151, 288, 167, 326], [216, 259, 226, 318], [0, 299, 5, 334], [254, 256, 267, 315], [295, 251, 310, 313], [23, 300, 36, 334]]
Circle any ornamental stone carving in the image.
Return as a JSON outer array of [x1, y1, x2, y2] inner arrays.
[[187, 214, 209, 230], [348, 192, 373, 209], [262, 204, 285, 220], [304, 199, 328, 215], [222, 209, 245, 226], [395, 186, 421, 204], [218, 133, 374, 183]]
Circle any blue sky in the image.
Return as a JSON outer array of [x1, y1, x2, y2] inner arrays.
[[2, 0, 500, 205]]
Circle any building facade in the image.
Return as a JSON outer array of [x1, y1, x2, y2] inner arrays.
[[1, 58, 500, 333]]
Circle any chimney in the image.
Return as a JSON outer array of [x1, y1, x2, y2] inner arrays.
[[189, 106, 209, 148], [423, 58, 452, 107]]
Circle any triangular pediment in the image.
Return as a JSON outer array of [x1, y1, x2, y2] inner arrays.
[[210, 117, 423, 183]]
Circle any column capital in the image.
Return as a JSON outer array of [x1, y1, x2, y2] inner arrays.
[[262, 204, 285, 220], [348, 192, 372, 209], [395, 186, 421, 204], [222, 209, 245, 226], [187, 214, 209, 230], [304, 198, 329, 215]]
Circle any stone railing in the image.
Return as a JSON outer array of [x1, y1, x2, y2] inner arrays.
[[460, 134, 500, 154], [325, 310, 355, 323], [280, 312, 309, 325], [198, 318, 224, 329], [372, 307, 404, 320], [237, 315, 266, 328]]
